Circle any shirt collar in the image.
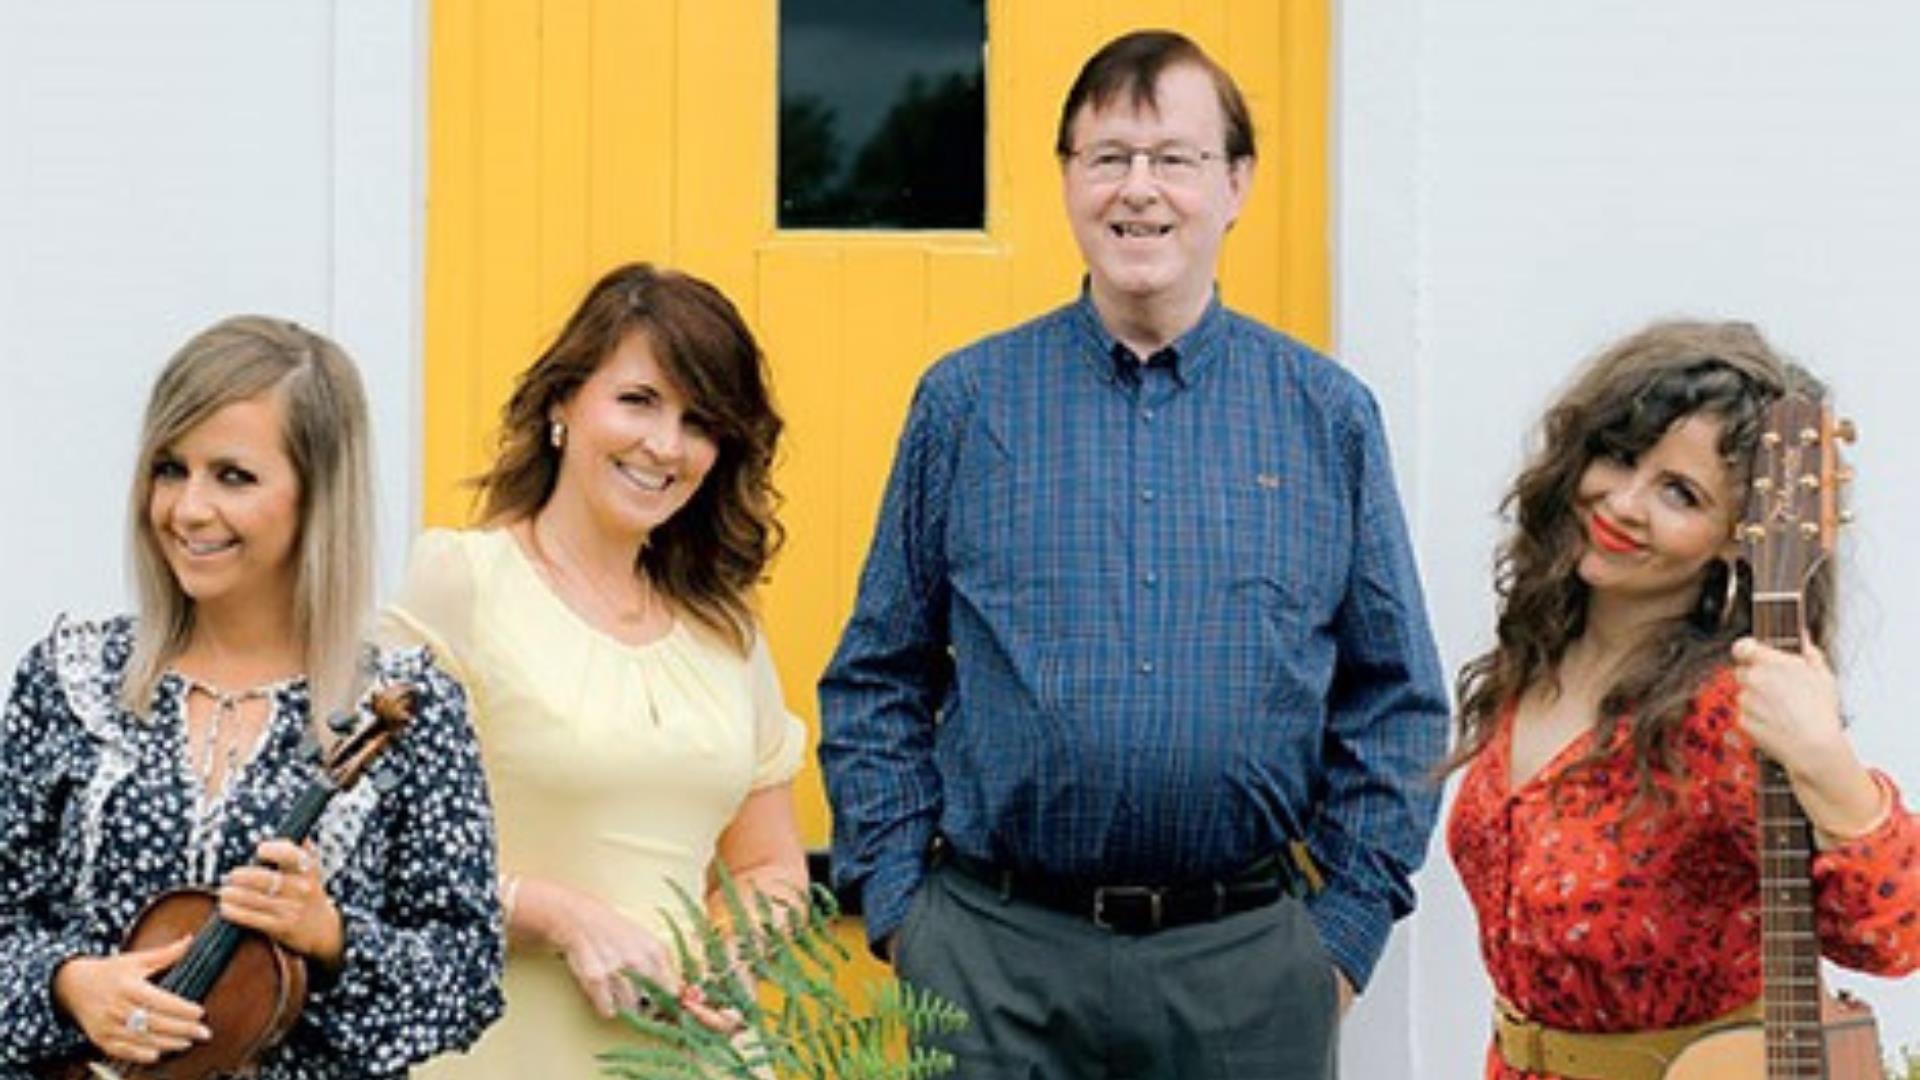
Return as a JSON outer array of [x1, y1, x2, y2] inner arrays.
[[1069, 281, 1229, 387]]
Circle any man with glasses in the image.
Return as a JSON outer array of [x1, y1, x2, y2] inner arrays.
[[820, 29, 1447, 1079]]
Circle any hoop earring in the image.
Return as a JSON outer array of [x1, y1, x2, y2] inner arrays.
[[1693, 557, 1739, 633], [549, 419, 567, 449]]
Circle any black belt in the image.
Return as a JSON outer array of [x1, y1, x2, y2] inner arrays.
[[931, 837, 1300, 935]]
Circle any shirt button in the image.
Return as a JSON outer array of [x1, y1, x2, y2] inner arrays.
[[1142, 571, 1159, 588], [1139, 488, 1156, 503], [1141, 408, 1155, 422], [1138, 659, 1155, 675]]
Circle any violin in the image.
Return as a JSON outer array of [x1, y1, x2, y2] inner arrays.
[[44, 683, 414, 1080]]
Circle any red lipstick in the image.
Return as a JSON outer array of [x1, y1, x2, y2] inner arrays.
[[1588, 513, 1643, 555]]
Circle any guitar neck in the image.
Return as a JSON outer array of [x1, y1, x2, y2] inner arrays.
[[1753, 600, 1826, 1078]]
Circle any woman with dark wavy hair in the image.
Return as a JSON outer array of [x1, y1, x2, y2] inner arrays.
[[384, 263, 807, 1077], [1446, 320, 1918, 1080]]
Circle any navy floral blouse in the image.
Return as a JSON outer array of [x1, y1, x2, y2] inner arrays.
[[0, 616, 504, 1078]]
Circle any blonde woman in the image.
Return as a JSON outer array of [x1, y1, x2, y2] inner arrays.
[[0, 316, 502, 1076], [385, 263, 807, 1077]]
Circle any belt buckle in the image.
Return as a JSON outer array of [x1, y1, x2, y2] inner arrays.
[[1092, 885, 1163, 931]]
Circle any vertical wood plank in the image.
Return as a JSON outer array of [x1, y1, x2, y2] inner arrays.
[[837, 247, 929, 587], [1181, 0, 1230, 53], [472, 0, 543, 502], [927, 246, 1014, 361], [588, 0, 676, 269], [423, 0, 480, 526], [755, 244, 845, 849], [674, 0, 773, 308], [1100, 0, 1168, 37], [1002, 0, 1098, 320], [1222, 0, 1285, 329], [1274, 0, 1331, 350], [536, 0, 592, 327]]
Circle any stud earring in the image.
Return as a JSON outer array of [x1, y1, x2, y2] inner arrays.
[[549, 419, 567, 449]]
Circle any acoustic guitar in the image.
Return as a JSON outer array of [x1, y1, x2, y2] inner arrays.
[[45, 683, 414, 1080], [1663, 385, 1882, 1078]]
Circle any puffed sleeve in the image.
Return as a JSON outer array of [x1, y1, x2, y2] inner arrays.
[[747, 629, 807, 790], [0, 632, 93, 1064], [297, 653, 504, 1070], [376, 529, 480, 690], [1812, 771, 1920, 975]]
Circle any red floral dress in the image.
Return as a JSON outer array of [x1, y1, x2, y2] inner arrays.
[[1447, 668, 1920, 1080]]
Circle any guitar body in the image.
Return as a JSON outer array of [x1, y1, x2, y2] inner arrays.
[[1662, 995, 1881, 1079], [48, 889, 307, 1080]]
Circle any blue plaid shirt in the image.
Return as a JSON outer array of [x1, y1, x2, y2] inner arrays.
[[818, 292, 1449, 988]]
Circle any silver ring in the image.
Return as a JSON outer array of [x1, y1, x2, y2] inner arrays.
[[126, 1006, 149, 1035]]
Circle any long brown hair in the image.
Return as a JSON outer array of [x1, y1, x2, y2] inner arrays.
[[1450, 320, 1828, 798], [472, 263, 784, 652]]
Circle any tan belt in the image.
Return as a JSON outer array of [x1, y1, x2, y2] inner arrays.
[[1492, 997, 1763, 1080]]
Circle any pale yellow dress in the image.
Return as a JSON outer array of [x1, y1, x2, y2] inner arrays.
[[380, 528, 806, 1079]]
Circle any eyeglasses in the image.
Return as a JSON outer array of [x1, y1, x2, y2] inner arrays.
[[1067, 142, 1225, 184]]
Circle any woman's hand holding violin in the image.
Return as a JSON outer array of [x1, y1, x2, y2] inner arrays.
[[52, 935, 211, 1064], [218, 839, 344, 969], [1732, 637, 1890, 845]]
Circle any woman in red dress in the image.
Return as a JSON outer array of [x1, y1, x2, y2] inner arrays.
[[1447, 320, 1919, 1080]]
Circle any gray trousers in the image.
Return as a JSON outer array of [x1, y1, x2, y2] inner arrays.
[[893, 863, 1340, 1080]]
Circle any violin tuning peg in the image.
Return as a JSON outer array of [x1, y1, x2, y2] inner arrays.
[[326, 710, 359, 736], [1835, 417, 1858, 444]]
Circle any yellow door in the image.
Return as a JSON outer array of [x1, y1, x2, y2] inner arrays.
[[424, 0, 1328, 984]]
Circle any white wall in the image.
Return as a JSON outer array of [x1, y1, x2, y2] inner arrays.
[[1338, 1, 1920, 1074], [0, 0, 423, 664], [6, 2, 1914, 1075]]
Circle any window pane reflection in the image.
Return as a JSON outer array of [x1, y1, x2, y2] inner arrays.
[[779, 0, 985, 229]]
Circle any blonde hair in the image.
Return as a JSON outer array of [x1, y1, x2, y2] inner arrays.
[[124, 315, 374, 720]]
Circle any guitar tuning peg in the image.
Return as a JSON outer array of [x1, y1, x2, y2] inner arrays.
[[1799, 522, 1820, 538], [1742, 523, 1768, 543], [326, 710, 359, 736], [1798, 474, 1820, 490], [1752, 476, 1773, 493], [1835, 417, 1858, 444], [1799, 426, 1819, 445]]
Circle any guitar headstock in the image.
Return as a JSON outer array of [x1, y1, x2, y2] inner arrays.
[[321, 682, 415, 790], [1737, 385, 1854, 611]]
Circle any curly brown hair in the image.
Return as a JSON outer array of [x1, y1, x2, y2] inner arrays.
[[1449, 320, 1830, 801], [472, 263, 784, 653]]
